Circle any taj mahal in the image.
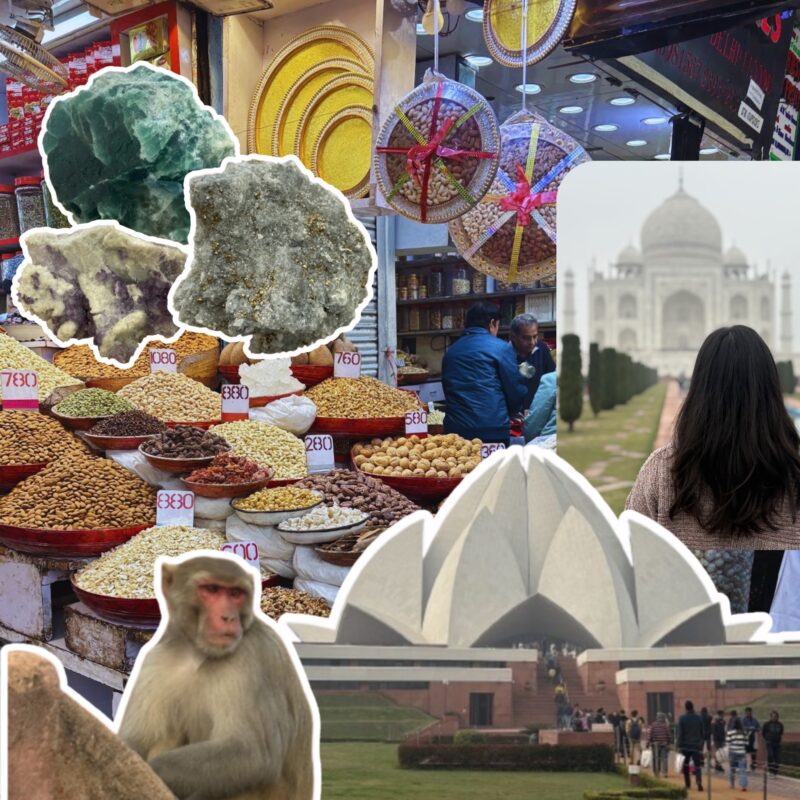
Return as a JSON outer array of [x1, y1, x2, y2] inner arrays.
[[562, 178, 795, 377]]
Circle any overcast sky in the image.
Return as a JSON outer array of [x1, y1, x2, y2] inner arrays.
[[557, 161, 800, 349]]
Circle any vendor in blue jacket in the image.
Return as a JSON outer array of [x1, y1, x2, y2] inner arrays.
[[442, 301, 528, 445]]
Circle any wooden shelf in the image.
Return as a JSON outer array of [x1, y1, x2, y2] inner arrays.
[[397, 288, 554, 306], [0, 145, 42, 175], [398, 322, 556, 337], [0, 236, 20, 254]]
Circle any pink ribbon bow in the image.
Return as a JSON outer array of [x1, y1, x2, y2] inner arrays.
[[499, 164, 558, 226]]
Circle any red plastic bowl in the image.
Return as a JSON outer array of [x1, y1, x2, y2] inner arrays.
[[219, 364, 241, 383], [291, 364, 333, 387], [50, 407, 114, 431], [0, 522, 151, 557], [249, 391, 302, 408], [310, 416, 407, 437], [0, 462, 47, 491], [165, 419, 222, 430], [180, 473, 273, 498]]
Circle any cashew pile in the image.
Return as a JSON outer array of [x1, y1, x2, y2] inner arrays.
[[305, 376, 419, 419], [0, 333, 82, 401], [209, 421, 307, 479], [0, 411, 87, 466], [353, 434, 482, 479], [118, 372, 221, 422]]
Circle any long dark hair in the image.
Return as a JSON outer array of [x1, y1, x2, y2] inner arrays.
[[669, 325, 800, 535]]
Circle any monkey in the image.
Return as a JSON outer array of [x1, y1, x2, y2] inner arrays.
[[117, 554, 318, 800]]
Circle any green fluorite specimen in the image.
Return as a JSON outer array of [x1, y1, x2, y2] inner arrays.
[[42, 64, 236, 243]]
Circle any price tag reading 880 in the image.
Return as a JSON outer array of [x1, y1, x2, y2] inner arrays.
[[221, 540, 260, 569], [150, 348, 177, 373], [305, 434, 334, 472], [404, 409, 428, 435], [221, 383, 250, 420], [156, 490, 195, 527], [481, 443, 507, 460], [333, 351, 362, 379], [1, 370, 38, 411]]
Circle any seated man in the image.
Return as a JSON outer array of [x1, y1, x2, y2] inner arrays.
[[524, 371, 556, 448]]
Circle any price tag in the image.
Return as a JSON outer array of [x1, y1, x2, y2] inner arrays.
[[305, 434, 335, 473], [427, 401, 435, 413], [333, 351, 362, 379], [481, 442, 507, 460], [221, 383, 249, 421], [1, 370, 38, 411], [150, 348, 177, 373], [221, 540, 260, 569], [156, 490, 195, 527], [405, 409, 428, 435]]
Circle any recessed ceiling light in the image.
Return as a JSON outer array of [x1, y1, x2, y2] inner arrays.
[[464, 54, 492, 68], [700, 147, 719, 155], [559, 105, 584, 114], [515, 83, 541, 95], [642, 116, 669, 125], [415, 22, 427, 35], [610, 96, 636, 106], [627, 139, 647, 147], [654, 153, 671, 160], [465, 8, 483, 22], [593, 123, 618, 132], [570, 73, 597, 84]]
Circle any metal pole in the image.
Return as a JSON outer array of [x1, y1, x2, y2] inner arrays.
[[763, 764, 768, 800]]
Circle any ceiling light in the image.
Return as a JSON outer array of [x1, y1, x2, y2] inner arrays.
[[464, 54, 492, 68], [515, 83, 541, 95], [654, 153, 671, 160], [610, 96, 636, 106], [593, 123, 618, 132], [570, 73, 597, 84], [465, 8, 483, 22], [559, 105, 584, 114], [642, 116, 669, 125], [700, 147, 719, 155], [416, 22, 427, 35], [627, 139, 647, 147]]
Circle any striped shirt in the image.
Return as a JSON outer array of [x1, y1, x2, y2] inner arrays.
[[648, 721, 671, 745], [726, 729, 747, 756]]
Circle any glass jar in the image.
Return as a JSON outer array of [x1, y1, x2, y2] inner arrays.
[[407, 273, 419, 291], [0, 184, 19, 240], [471, 270, 486, 295], [418, 307, 430, 331], [429, 306, 442, 330], [41, 176, 69, 228], [429, 268, 444, 297], [442, 305, 454, 330], [409, 307, 421, 331], [398, 286, 408, 301], [452, 266, 471, 295], [409, 285, 419, 300], [15, 176, 45, 233], [453, 304, 466, 329], [515, 298, 526, 316], [419, 284, 428, 299], [397, 307, 409, 332]]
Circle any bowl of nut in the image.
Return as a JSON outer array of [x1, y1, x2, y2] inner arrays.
[[50, 407, 115, 432], [315, 527, 384, 566], [231, 486, 323, 527], [139, 427, 231, 474], [181, 454, 273, 498], [276, 505, 370, 544], [0, 522, 151, 558], [50, 388, 136, 431], [0, 462, 48, 491]]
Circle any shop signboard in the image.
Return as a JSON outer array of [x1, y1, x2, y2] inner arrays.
[[769, 102, 798, 159]]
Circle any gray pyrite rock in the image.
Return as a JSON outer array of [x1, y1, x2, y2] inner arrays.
[[14, 223, 185, 365], [172, 157, 375, 355]]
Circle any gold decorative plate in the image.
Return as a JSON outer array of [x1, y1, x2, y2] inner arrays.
[[483, 0, 577, 67], [311, 107, 372, 199], [273, 58, 364, 156], [247, 25, 374, 155], [294, 73, 374, 166]]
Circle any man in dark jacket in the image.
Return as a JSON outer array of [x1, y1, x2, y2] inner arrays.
[[711, 710, 727, 772], [442, 302, 528, 444], [763, 710, 784, 776], [509, 313, 556, 409], [677, 700, 704, 791]]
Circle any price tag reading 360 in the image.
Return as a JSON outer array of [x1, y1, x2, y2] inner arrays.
[[1, 370, 38, 411], [481, 443, 507, 460], [221, 540, 260, 569], [405, 409, 428, 435], [305, 434, 334, 473], [156, 490, 195, 526], [333, 351, 362, 379], [150, 348, 177, 373], [221, 384, 249, 420]]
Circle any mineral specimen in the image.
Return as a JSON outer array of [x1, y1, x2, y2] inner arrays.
[[13, 223, 185, 366], [171, 157, 375, 355], [41, 63, 236, 242]]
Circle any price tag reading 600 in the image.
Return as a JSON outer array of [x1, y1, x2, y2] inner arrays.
[[150, 348, 177, 373], [156, 490, 195, 526], [333, 351, 362, 379], [305, 434, 334, 473], [404, 410, 428, 435], [1, 370, 38, 411], [221, 540, 260, 569]]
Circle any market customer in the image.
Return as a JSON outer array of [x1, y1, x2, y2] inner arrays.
[[677, 700, 704, 792], [625, 326, 800, 549], [712, 709, 727, 772], [727, 716, 749, 791], [441, 302, 528, 445], [509, 313, 556, 409], [524, 371, 556, 448], [763, 710, 784, 776], [743, 707, 761, 771]]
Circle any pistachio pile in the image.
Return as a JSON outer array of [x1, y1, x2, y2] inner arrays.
[[53, 388, 134, 418], [118, 372, 221, 422], [236, 486, 320, 512], [184, 454, 270, 485], [209, 421, 307, 480], [89, 411, 165, 437], [260, 586, 330, 619], [0, 453, 156, 530], [0, 332, 82, 401], [353, 433, 482, 478], [141, 427, 230, 459], [304, 376, 419, 419], [0, 411, 87, 466]]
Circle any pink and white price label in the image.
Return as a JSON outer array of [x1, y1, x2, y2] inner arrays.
[[333, 351, 362, 379], [1, 370, 38, 411], [305, 434, 335, 472], [149, 349, 177, 373], [404, 410, 428, 435], [221, 383, 249, 420], [221, 540, 260, 569], [481, 443, 507, 460], [156, 490, 195, 526]]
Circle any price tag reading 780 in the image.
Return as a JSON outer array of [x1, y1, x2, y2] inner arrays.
[[1, 370, 38, 411], [156, 490, 195, 526]]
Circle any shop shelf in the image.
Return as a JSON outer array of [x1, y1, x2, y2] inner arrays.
[[397, 288, 554, 305]]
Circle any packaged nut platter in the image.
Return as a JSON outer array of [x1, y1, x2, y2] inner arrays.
[[374, 70, 500, 224], [449, 109, 590, 284]]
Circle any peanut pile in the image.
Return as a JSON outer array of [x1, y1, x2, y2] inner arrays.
[[0, 453, 156, 530], [353, 434, 482, 479], [260, 587, 330, 619], [118, 372, 222, 422], [0, 411, 87, 465], [305, 376, 419, 419], [0, 333, 82, 401], [236, 486, 320, 512], [209, 421, 307, 479]]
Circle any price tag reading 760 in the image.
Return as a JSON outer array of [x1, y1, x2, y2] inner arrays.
[[333, 351, 362, 379], [221, 383, 249, 420], [150, 348, 177, 373], [156, 490, 195, 526], [305, 434, 334, 472], [1, 370, 38, 411], [221, 540, 260, 569], [405, 410, 428, 435], [481, 443, 507, 460]]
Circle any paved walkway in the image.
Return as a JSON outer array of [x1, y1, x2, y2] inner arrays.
[[652, 767, 800, 799], [653, 379, 684, 450]]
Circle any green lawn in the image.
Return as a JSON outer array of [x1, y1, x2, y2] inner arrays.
[[318, 693, 436, 742], [320, 742, 628, 799], [727, 692, 800, 732], [558, 383, 667, 515]]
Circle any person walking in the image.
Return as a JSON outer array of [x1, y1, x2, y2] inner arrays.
[[648, 712, 672, 778], [677, 700, 704, 792], [700, 707, 712, 759], [625, 326, 800, 549], [742, 707, 761, 772], [711, 709, 727, 773], [727, 716, 749, 791], [763, 710, 784, 776], [627, 711, 643, 765], [618, 710, 630, 764]]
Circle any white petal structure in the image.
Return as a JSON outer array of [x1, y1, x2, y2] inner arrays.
[[283, 447, 773, 648]]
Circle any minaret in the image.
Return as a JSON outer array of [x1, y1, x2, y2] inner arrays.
[[563, 268, 576, 335], [780, 270, 792, 355]]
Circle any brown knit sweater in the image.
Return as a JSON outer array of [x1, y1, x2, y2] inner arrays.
[[625, 444, 800, 550]]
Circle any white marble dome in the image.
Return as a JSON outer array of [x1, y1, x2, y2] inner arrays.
[[617, 244, 642, 265], [641, 187, 723, 258], [724, 245, 748, 266]]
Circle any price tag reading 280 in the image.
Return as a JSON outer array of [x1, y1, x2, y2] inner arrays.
[[333, 351, 362, 379], [1, 370, 38, 411], [221, 384, 249, 420], [156, 490, 195, 527], [481, 443, 507, 460], [305, 434, 334, 473], [405, 409, 428, 436], [150, 348, 177, 373]]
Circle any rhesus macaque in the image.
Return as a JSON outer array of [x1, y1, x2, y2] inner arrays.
[[117, 555, 317, 800]]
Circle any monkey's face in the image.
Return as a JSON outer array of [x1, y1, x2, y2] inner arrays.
[[194, 579, 248, 657]]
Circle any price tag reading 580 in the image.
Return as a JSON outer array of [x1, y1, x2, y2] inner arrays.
[[1, 370, 38, 411], [333, 351, 362, 379], [156, 490, 195, 527], [305, 434, 334, 472], [150, 348, 177, 373], [405, 410, 428, 435]]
